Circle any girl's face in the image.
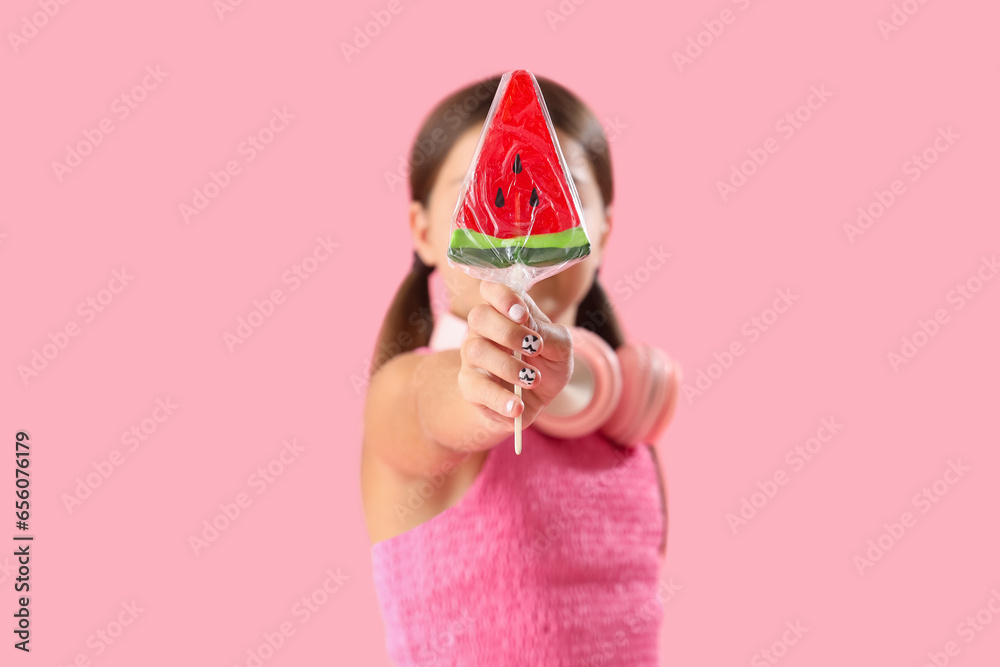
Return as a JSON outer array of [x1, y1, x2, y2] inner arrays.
[[410, 124, 612, 327]]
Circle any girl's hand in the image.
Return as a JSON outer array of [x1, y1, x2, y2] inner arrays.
[[458, 279, 574, 427]]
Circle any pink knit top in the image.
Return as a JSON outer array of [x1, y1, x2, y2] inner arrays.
[[371, 347, 666, 665]]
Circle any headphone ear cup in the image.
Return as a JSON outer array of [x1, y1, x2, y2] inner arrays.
[[531, 326, 622, 440], [644, 349, 682, 444], [601, 343, 648, 448], [602, 343, 681, 448]]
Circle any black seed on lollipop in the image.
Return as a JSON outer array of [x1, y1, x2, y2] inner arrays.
[[495, 187, 505, 207], [529, 187, 539, 207], [513, 153, 523, 174]]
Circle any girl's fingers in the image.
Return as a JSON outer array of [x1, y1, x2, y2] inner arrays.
[[479, 280, 540, 330], [530, 320, 573, 363], [475, 278, 569, 362], [466, 303, 544, 357], [461, 336, 541, 390], [520, 289, 552, 326], [457, 365, 524, 418]]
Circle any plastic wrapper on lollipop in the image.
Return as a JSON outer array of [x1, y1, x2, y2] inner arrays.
[[446, 69, 592, 294]]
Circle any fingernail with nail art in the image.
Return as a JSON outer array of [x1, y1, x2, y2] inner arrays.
[[519, 368, 536, 386], [522, 334, 540, 355]]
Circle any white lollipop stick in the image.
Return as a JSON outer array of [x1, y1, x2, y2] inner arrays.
[[514, 349, 523, 455], [509, 269, 529, 456]]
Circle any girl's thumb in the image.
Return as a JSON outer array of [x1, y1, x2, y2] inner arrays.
[[522, 290, 551, 329]]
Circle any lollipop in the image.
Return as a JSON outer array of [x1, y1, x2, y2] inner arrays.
[[446, 69, 592, 455]]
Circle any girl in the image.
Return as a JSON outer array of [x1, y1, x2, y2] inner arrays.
[[362, 71, 672, 666]]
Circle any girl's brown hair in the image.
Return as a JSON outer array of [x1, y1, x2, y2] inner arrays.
[[371, 72, 667, 554]]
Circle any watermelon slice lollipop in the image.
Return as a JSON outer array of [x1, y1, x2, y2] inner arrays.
[[446, 69, 593, 455], [447, 69, 591, 278]]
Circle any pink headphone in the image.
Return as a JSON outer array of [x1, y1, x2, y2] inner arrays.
[[532, 326, 682, 449], [427, 309, 681, 449]]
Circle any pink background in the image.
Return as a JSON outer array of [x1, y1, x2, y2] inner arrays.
[[2, 0, 998, 664]]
